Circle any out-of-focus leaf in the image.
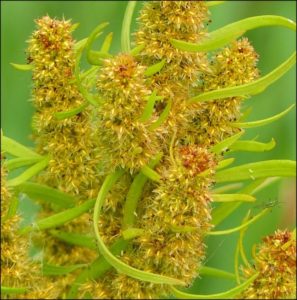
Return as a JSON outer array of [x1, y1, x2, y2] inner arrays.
[[232, 104, 295, 128], [42, 263, 86, 276], [215, 160, 296, 183], [230, 139, 276, 152]]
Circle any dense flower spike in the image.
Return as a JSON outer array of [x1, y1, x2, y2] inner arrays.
[[184, 38, 259, 146], [27, 16, 100, 198], [96, 53, 159, 172], [26, 16, 100, 296], [239, 230, 296, 299], [1, 156, 58, 299]]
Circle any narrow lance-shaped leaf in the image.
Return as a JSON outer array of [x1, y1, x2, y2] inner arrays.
[[75, 44, 101, 107], [6, 156, 43, 171], [49, 230, 96, 250], [67, 238, 129, 299], [7, 157, 50, 187], [189, 52, 296, 103], [170, 273, 259, 299], [149, 99, 172, 131], [123, 153, 163, 228], [199, 266, 236, 280], [208, 208, 269, 236], [54, 102, 89, 120], [215, 158, 235, 170], [1, 135, 41, 158], [19, 198, 95, 234], [140, 165, 161, 182], [130, 44, 145, 56], [206, 1, 225, 7], [212, 194, 256, 203], [100, 32, 113, 53], [232, 104, 295, 128], [144, 59, 166, 77], [212, 183, 244, 194], [121, 1, 137, 53], [215, 160, 296, 183], [85, 22, 110, 65], [171, 15, 296, 52], [139, 90, 157, 122], [212, 177, 277, 226], [1, 286, 28, 295], [230, 138, 276, 152], [93, 171, 185, 286], [211, 131, 244, 154], [42, 263, 87, 276], [17, 182, 76, 209], [10, 63, 34, 71]]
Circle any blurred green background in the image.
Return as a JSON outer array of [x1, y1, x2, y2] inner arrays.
[[1, 0, 296, 296]]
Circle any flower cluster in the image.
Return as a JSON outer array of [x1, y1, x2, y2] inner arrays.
[[239, 230, 296, 299]]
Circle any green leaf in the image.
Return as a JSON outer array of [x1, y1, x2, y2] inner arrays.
[[212, 194, 256, 203], [6, 156, 43, 171], [211, 131, 244, 154], [2, 197, 19, 223], [122, 228, 145, 240], [215, 160, 296, 183], [70, 23, 80, 32], [42, 263, 86, 276], [212, 183, 243, 194], [1, 135, 41, 158], [1, 286, 28, 295], [230, 138, 276, 152], [54, 102, 89, 120], [19, 198, 95, 234], [170, 273, 258, 299], [93, 171, 185, 286], [208, 208, 269, 236], [49, 230, 96, 250], [232, 104, 295, 128], [199, 266, 236, 280], [212, 177, 280, 226], [86, 22, 109, 65], [140, 165, 161, 182], [10, 63, 33, 71], [130, 44, 145, 56], [88, 50, 113, 65], [17, 182, 76, 209], [67, 238, 129, 299], [189, 53, 296, 103], [139, 90, 157, 122], [74, 37, 88, 52], [149, 99, 172, 131], [171, 15, 296, 52], [206, 1, 225, 7], [121, 1, 137, 53], [216, 158, 235, 170], [100, 32, 113, 53], [7, 157, 50, 187], [123, 153, 163, 228], [144, 59, 166, 77]]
